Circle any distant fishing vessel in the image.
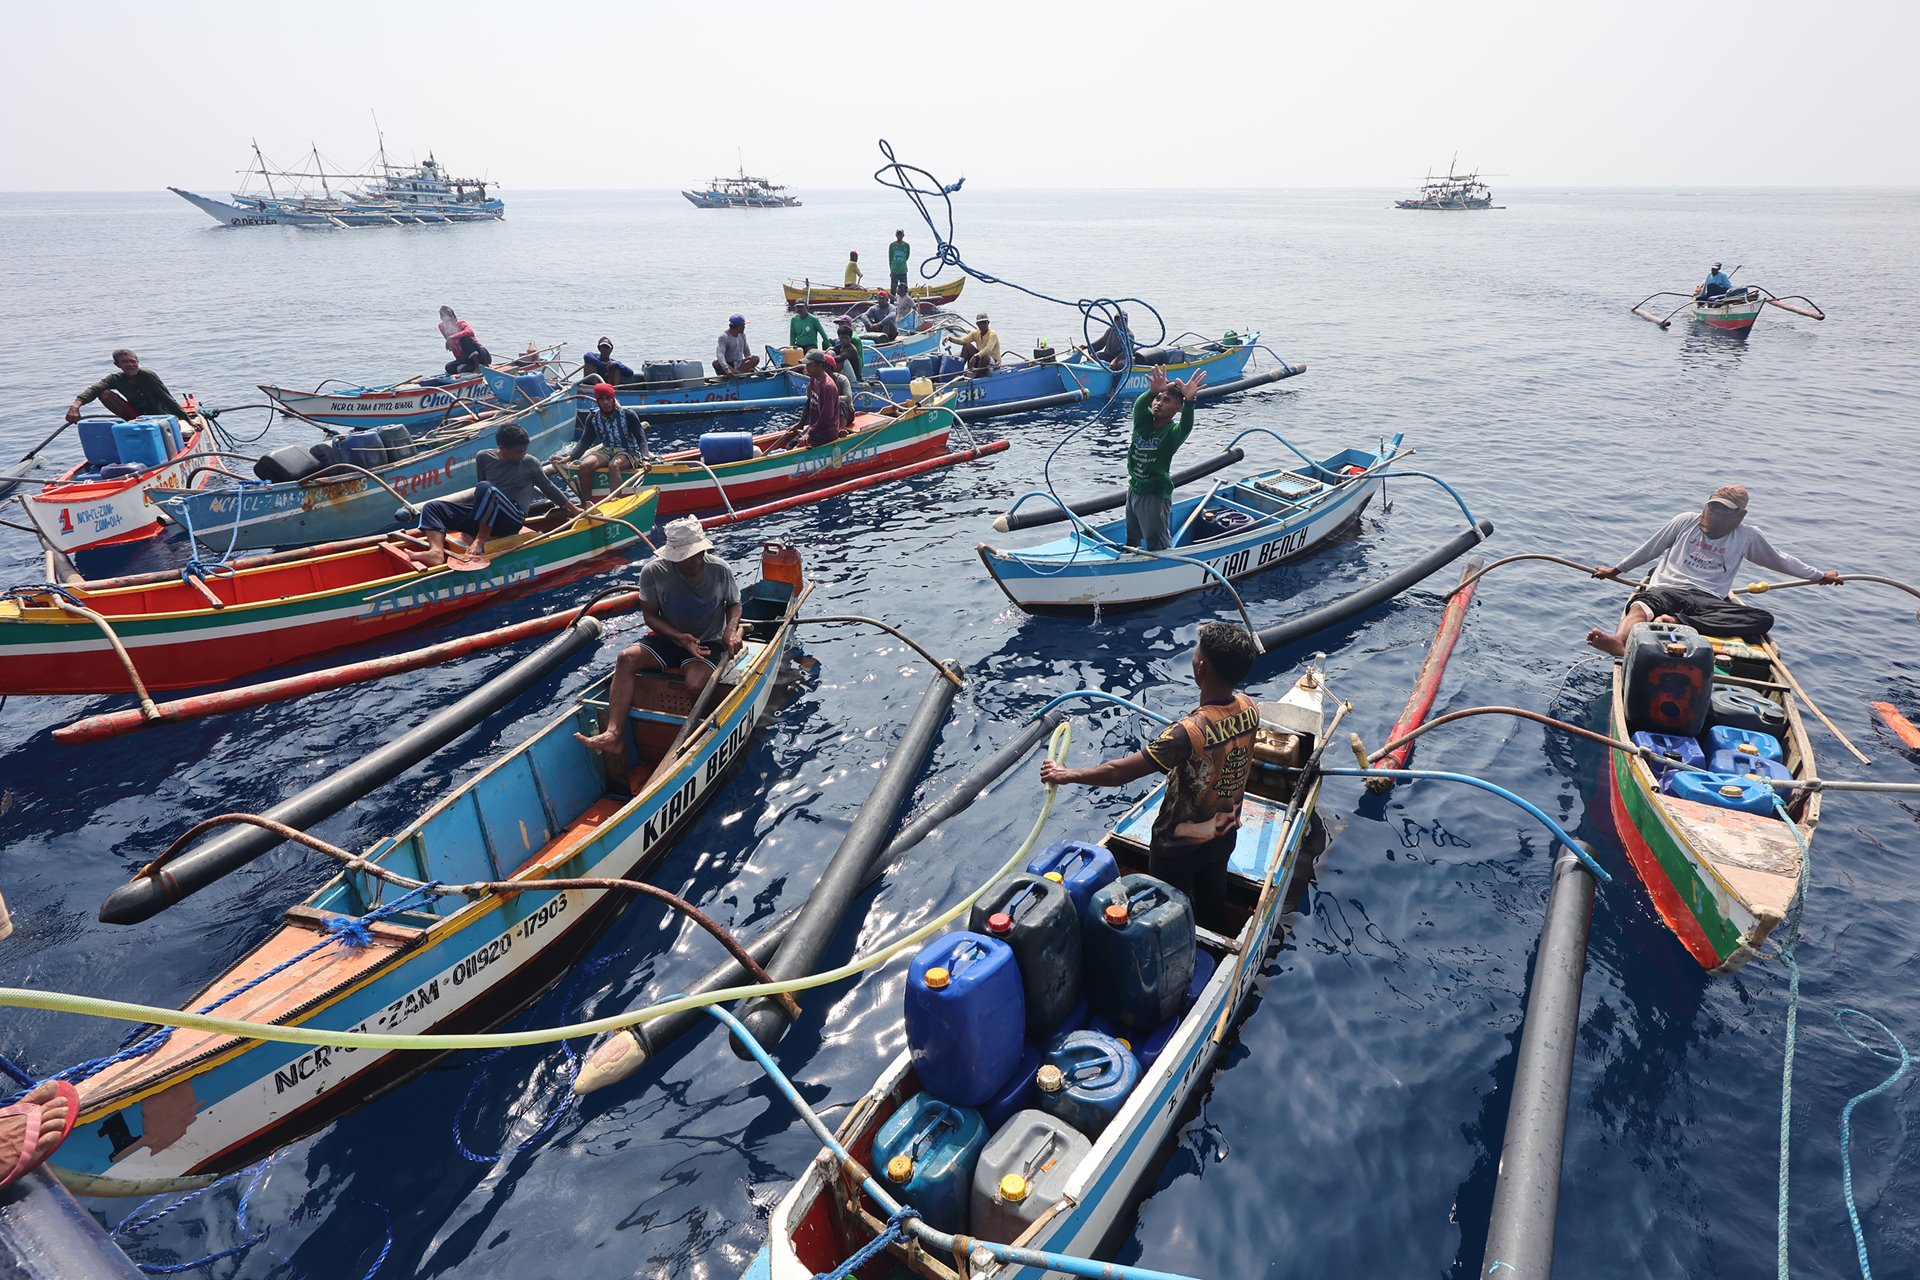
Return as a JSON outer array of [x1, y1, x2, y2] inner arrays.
[[1395, 157, 1502, 210], [684, 167, 801, 209], [171, 139, 503, 228]]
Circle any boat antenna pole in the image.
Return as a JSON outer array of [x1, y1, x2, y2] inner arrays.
[[252, 139, 277, 202]]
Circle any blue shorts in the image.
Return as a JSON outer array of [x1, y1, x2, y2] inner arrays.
[[418, 481, 525, 538]]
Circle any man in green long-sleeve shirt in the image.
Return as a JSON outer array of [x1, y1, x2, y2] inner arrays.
[[1125, 367, 1209, 550], [65, 349, 192, 424], [788, 301, 828, 352]]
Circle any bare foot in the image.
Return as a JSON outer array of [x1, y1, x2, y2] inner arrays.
[[1585, 628, 1627, 657], [407, 550, 447, 569], [573, 729, 624, 756]]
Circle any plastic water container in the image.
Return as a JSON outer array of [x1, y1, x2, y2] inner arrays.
[[1663, 771, 1780, 816], [1026, 841, 1119, 920], [970, 1110, 1091, 1247], [760, 542, 804, 591], [1091, 950, 1217, 1073], [78, 420, 121, 467], [513, 373, 551, 406], [1040, 997, 1090, 1054], [698, 432, 756, 465], [906, 932, 1026, 1106], [140, 414, 185, 455], [1630, 731, 1706, 782], [97, 462, 143, 480], [1037, 1030, 1139, 1138], [978, 1043, 1043, 1132], [110, 419, 170, 469], [939, 354, 965, 376], [871, 1093, 986, 1235], [1082, 875, 1195, 1035], [909, 376, 935, 401], [1705, 725, 1784, 762], [341, 429, 386, 468], [907, 355, 939, 379], [969, 873, 1082, 1039], [377, 425, 414, 463], [1709, 750, 1793, 785], [780, 346, 804, 367], [1709, 685, 1789, 739], [1622, 623, 1715, 737], [253, 444, 324, 484]]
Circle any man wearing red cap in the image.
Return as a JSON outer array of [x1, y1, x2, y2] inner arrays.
[[559, 383, 648, 505], [1586, 485, 1841, 655]]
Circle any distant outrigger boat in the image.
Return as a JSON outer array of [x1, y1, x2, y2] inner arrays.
[[1629, 274, 1826, 335], [684, 167, 801, 209], [784, 278, 966, 314], [171, 139, 503, 228], [1395, 157, 1502, 210]]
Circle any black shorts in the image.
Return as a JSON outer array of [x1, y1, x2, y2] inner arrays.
[[637, 631, 716, 671], [1149, 830, 1238, 935], [1627, 586, 1774, 640]]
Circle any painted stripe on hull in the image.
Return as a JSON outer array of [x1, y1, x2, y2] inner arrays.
[[1607, 746, 1729, 968]]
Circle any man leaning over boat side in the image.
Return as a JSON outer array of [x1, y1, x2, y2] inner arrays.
[[1040, 621, 1262, 934], [65, 349, 193, 424], [406, 421, 579, 567], [714, 314, 762, 377], [1123, 366, 1209, 551], [575, 516, 743, 758], [1584, 484, 1840, 656]]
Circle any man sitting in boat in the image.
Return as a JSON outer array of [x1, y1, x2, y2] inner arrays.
[[64, 349, 193, 424], [1585, 485, 1840, 656], [559, 383, 648, 505], [861, 293, 898, 343], [844, 250, 863, 289], [892, 290, 922, 335], [438, 306, 492, 374], [1701, 263, 1733, 299], [830, 316, 865, 380], [713, 314, 762, 377], [773, 351, 844, 451], [408, 422, 579, 567], [789, 301, 829, 353], [575, 516, 743, 757], [1039, 620, 1262, 933], [1124, 366, 1210, 551], [582, 337, 636, 387], [1081, 309, 1134, 370], [948, 312, 1001, 373]]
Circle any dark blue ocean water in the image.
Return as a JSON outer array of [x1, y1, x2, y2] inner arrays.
[[1, 187, 1916, 1279]]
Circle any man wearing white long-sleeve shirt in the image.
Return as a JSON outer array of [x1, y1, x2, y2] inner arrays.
[[1585, 485, 1841, 655]]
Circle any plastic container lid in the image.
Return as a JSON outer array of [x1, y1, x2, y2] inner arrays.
[[1718, 784, 1743, 797], [999, 1174, 1029, 1203], [1042, 872, 1064, 884], [886, 1155, 914, 1183], [1103, 904, 1130, 928], [925, 966, 951, 990], [986, 912, 1013, 935], [1035, 1065, 1064, 1093]]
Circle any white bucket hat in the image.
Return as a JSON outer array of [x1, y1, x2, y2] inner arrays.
[[658, 516, 713, 563]]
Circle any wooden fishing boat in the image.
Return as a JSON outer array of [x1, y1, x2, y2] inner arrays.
[[21, 416, 219, 555], [745, 669, 1328, 1278], [1056, 332, 1265, 399], [260, 347, 555, 431], [1605, 633, 1816, 972], [0, 489, 657, 696], [640, 404, 957, 517], [1629, 283, 1825, 333], [149, 387, 575, 552], [784, 278, 965, 314], [857, 360, 1094, 420], [537, 367, 810, 418], [52, 570, 806, 1195], [978, 439, 1398, 615]]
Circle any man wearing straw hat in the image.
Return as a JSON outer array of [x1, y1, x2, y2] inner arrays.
[[948, 312, 1001, 373], [576, 516, 742, 757], [1585, 485, 1840, 655]]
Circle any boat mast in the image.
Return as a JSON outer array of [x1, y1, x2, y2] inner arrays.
[[311, 144, 332, 199], [251, 139, 278, 201]]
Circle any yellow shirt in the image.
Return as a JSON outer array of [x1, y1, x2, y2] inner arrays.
[[958, 327, 1001, 362], [844, 261, 863, 286]]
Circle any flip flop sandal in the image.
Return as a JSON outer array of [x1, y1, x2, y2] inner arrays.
[[445, 552, 492, 572], [0, 1081, 78, 1189]]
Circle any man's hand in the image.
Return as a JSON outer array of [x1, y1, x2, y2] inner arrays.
[[1819, 571, 1843, 585], [1039, 759, 1074, 787], [724, 625, 743, 657], [1177, 370, 1208, 401], [1592, 565, 1621, 580], [1147, 367, 1170, 397], [682, 633, 711, 660], [64, 403, 81, 425]]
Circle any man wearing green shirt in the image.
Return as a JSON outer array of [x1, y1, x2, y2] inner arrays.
[[65, 349, 192, 424], [789, 301, 828, 352], [888, 230, 911, 297], [1125, 367, 1210, 550]]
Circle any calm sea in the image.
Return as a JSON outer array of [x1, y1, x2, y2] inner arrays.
[[0, 186, 1916, 1279]]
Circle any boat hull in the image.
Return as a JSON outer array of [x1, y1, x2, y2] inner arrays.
[[644, 409, 954, 516], [259, 375, 489, 430], [22, 425, 218, 554], [1693, 290, 1763, 333]]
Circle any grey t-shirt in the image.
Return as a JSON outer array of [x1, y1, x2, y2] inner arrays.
[[474, 449, 572, 514], [716, 330, 752, 368], [640, 555, 741, 644]]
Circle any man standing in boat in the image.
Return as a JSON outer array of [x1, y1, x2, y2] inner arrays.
[[407, 422, 579, 567], [888, 230, 911, 297], [1039, 621, 1262, 933], [576, 516, 743, 758], [1123, 366, 1209, 551], [64, 349, 193, 424], [1585, 485, 1840, 655], [713, 314, 762, 377], [789, 301, 828, 353]]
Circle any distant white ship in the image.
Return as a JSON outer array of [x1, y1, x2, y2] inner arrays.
[[172, 138, 503, 228], [683, 166, 801, 209]]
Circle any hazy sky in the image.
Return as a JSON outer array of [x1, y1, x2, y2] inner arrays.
[[3, 0, 1912, 191]]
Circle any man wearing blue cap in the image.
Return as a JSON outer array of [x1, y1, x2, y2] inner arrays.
[[713, 314, 761, 377]]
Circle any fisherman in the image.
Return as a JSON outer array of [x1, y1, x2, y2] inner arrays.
[[64, 349, 193, 424], [789, 300, 829, 352], [1702, 262, 1733, 298], [1040, 621, 1262, 934], [862, 292, 898, 343], [948, 312, 1001, 373], [408, 422, 579, 567], [438, 306, 492, 374], [713, 314, 762, 377], [581, 337, 636, 387], [830, 316, 865, 380], [559, 382, 648, 505], [1082, 309, 1134, 370], [892, 290, 922, 334], [774, 350, 843, 450], [1585, 485, 1841, 655], [844, 249, 863, 289], [888, 229, 911, 297], [575, 517, 744, 757], [1124, 366, 1209, 551]]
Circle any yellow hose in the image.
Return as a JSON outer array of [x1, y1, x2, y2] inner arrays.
[[0, 723, 1072, 1055]]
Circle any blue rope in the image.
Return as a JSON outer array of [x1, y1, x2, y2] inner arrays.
[[1835, 1010, 1912, 1280], [1768, 794, 1812, 1280], [5, 582, 84, 607], [811, 1207, 919, 1280]]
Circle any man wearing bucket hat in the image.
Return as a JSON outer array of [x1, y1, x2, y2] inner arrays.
[[1586, 485, 1841, 655], [576, 515, 742, 757], [713, 314, 761, 377], [948, 312, 1001, 373]]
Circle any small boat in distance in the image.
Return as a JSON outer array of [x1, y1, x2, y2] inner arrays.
[[684, 167, 801, 209], [1629, 270, 1826, 334], [1395, 156, 1502, 210]]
